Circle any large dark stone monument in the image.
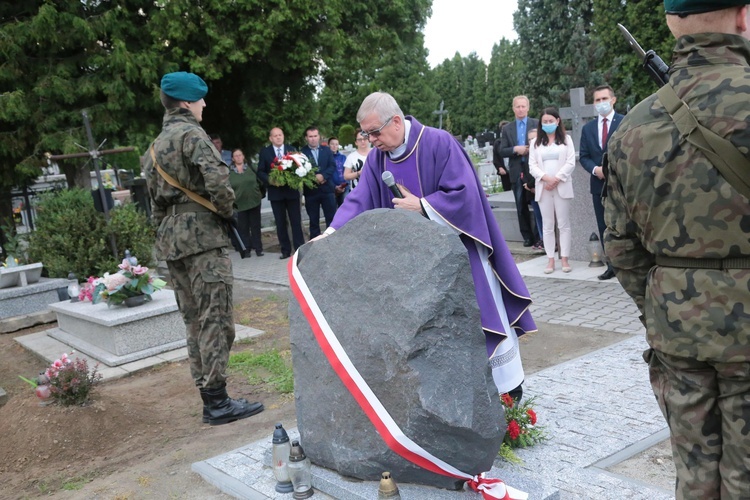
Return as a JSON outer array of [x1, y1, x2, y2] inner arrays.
[[289, 209, 505, 490]]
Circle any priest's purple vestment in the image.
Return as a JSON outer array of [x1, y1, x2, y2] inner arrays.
[[330, 116, 537, 393]]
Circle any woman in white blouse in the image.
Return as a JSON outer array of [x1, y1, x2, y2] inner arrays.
[[528, 107, 576, 274]]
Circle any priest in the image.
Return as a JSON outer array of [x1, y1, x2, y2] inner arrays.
[[314, 92, 536, 399]]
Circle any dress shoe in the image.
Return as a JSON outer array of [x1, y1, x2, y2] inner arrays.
[[279, 253, 290, 260], [598, 269, 616, 280], [256, 251, 264, 257], [523, 240, 534, 247]]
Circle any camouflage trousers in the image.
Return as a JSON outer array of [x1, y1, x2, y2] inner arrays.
[[168, 247, 235, 390], [645, 348, 750, 499]]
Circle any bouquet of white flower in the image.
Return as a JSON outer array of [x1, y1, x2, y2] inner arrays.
[[269, 153, 319, 190]]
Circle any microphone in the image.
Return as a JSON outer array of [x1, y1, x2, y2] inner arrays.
[[381, 171, 404, 199]]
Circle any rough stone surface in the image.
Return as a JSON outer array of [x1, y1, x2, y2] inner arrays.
[[0, 278, 68, 320], [289, 209, 504, 490]]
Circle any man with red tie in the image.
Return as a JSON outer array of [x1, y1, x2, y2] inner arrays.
[[579, 85, 624, 280]]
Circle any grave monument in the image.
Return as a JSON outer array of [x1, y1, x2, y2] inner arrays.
[[289, 209, 505, 490]]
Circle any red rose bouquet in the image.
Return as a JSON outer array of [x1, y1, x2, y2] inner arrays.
[[269, 152, 318, 191], [498, 394, 546, 463]]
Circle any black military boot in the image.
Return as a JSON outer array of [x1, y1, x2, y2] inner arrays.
[[203, 384, 264, 426], [200, 388, 250, 424]]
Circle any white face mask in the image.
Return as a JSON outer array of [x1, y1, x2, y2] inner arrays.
[[595, 101, 612, 116]]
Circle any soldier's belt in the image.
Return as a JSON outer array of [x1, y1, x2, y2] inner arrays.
[[656, 256, 750, 270], [170, 201, 214, 216]]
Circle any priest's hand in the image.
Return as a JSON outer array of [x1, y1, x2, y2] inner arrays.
[[392, 184, 423, 214]]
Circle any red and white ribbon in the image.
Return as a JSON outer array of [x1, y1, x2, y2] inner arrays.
[[288, 253, 527, 500]]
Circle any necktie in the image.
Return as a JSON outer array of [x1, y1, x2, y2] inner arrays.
[[601, 118, 608, 149], [312, 149, 319, 164], [519, 121, 526, 146], [276, 147, 282, 158]]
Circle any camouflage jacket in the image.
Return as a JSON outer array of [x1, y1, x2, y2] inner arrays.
[[143, 108, 235, 261], [604, 33, 750, 362]]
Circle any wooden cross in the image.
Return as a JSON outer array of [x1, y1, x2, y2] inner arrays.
[[47, 111, 134, 259], [559, 88, 598, 152], [432, 100, 448, 130]]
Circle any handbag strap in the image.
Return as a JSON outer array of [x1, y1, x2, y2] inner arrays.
[[150, 145, 218, 214], [657, 84, 750, 200]]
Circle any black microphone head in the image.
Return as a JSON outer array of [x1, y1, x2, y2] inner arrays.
[[381, 170, 396, 187]]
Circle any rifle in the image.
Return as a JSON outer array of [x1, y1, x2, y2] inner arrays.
[[617, 24, 670, 87], [600, 24, 672, 195]]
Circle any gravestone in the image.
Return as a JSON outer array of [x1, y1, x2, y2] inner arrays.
[[560, 87, 601, 261], [289, 209, 505, 490], [46, 289, 186, 366], [0, 262, 67, 323]]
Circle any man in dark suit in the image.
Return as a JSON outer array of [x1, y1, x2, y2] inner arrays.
[[301, 126, 337, 238], [580, 85, 624, 280], [492, 120, 511, 192], [499, 96, 539, 247], [257, 127, 304, 259]]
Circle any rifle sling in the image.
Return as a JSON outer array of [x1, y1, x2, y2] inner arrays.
[[656, 84, 750, 200], [150, 146, 219, 215]]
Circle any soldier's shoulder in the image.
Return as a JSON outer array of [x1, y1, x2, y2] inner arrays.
[[612, 94, 664, 139]]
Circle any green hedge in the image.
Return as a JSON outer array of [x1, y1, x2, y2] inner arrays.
[[27, 189, 155, 279], [338, 124, 356, 148]]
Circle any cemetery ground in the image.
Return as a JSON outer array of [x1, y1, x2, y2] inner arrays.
[[0, 233, 674, 499]]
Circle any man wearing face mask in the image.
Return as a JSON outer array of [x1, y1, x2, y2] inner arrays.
[[605, 1, 750, 497], [579, 85, 623, 280]]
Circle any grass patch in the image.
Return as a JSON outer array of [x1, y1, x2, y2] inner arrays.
[[61, 476, 90, 491], [228, 349, 294, 394]]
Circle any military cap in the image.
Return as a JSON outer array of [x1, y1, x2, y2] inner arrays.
[[665, 0, 750, 14], [160, 72, 208, 102]]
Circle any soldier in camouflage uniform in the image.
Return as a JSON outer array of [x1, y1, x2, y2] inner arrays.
[[143, 72, 263, 426], [605, 2, 750, 497]]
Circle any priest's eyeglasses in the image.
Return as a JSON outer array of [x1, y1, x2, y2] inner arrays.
[[361, 116, 394, 139]]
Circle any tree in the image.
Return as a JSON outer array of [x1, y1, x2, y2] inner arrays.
[[486, 39, 525, 127], [0, 0, 433, 249], [592, 0, 672, 111], [514, 0, 601, 110], [317, 3, 434, 134]]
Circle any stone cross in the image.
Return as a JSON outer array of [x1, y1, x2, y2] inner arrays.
[[432, 100, 448, 130], [559, 87, 598, 151]]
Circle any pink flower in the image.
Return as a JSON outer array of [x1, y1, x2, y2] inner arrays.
[[131, 265, 148, 276], [53, 359, 63, 368]]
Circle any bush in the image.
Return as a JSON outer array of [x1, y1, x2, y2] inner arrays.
[[338, 124, 356, 148], [27, 188, 155, 279]]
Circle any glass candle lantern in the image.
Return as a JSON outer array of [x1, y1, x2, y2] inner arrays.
[[288, 440, 313, 499], [271, 423, 293, 493]]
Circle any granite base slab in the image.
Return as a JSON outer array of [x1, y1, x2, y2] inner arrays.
[[47, 289, 184, 360], [16, 324, 264, 381], [0, 278, 68, 320], [192, 427, 559, 499]]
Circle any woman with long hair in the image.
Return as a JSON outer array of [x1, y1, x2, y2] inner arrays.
[[528, 107, 576, 274]]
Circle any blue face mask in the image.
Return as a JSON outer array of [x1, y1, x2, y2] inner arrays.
[[595, 101, 612, 116], [542, 123, 558, 134]]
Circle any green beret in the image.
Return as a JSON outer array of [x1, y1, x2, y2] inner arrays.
[[665, 0, 750, 14], [160, 72, 208, 102]]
